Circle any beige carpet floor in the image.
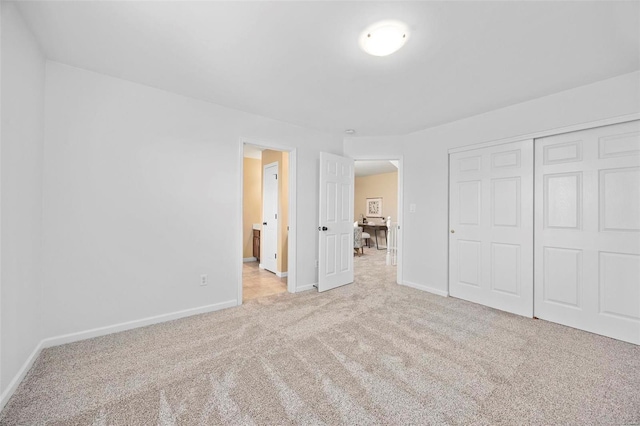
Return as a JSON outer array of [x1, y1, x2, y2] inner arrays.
[[2, 249, 639, 425]]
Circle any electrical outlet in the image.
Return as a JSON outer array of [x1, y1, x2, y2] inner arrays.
[[200, 274, 208, 286], [409, 203, 417, 213]]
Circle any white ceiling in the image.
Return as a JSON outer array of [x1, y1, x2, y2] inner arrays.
[[355, 160, 398, 177], [15, 1, 639, 137]]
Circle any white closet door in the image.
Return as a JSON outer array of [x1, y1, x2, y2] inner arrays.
[[535, 120, 640, 344], [449, 140, 534, 317]]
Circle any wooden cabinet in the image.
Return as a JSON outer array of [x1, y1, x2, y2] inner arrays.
[[253, 229, 260, 261]]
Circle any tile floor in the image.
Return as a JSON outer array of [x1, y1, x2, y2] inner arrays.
[[242, 246, 391, 302], [242, 261, 287, 301]]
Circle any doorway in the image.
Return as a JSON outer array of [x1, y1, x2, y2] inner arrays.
[[239, 141, 296, 303], [317, 154, 403, 291], [353, 159, 401, 278]]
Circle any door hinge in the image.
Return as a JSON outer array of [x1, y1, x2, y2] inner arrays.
[[275, 213, 277, 219], [275, 253, 277, 259], [275, 174, 278, 180]]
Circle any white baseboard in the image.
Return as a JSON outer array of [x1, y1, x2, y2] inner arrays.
[[296, 283, 316, 293], [0, 341, 44, 411], [258, 264, 265, 269], [401, 280, 449, 297], [41, 299, 238, 348], [243, 257, 257, 263], [275, 271, 288, 278], [0, 299, 238, 411]]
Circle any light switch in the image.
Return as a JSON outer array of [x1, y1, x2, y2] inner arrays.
[[409, 203, 416, 213]]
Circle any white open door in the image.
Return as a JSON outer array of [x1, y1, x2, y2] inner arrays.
[[261, 162, 278, 273], [318, 152, 354, 292], [449, 140, 534, 317]]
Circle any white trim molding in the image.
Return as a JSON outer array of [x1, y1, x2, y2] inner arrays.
[[402, 280, 449, 297], [42, 299, 237, 348], [448, 113, 640, 154], [243, 257, 257, 263], [0, 341, 43, 411], [275, 271, 288, 278], [0, 299, 237, 410]]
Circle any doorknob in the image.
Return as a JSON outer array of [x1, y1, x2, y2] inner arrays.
[[450, 229, 455, 233], [318, 226, 328, 231], [263, 222, 267, 225]]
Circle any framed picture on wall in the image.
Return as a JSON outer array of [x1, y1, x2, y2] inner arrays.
[[366, 197, 383, 218]]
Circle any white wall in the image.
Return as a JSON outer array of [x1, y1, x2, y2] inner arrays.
[[0, 2, 45, 397], [345, 71, 640, 295], [42, 62, 342, 339]]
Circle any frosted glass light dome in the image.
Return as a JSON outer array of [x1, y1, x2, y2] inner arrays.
[[359, 21, 409, 57]]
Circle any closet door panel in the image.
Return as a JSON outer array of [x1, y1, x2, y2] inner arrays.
[[449, 140, 534, 317], [535, 120, 640, 344]]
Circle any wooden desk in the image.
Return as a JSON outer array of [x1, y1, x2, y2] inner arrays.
[[358, 222, 387, 250]]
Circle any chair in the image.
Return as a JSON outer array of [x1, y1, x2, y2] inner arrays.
[[353, 222, 371, 255], [363, 230, 371, 248], [354, 226, 363, 255]]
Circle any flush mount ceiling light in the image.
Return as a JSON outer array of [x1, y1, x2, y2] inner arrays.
[[359, 20, 409, 57]]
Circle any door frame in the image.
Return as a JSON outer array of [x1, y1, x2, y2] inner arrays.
[[446, 112, 640, 296], [237, 138, 297, 305], [349, 156, 404, 286]]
